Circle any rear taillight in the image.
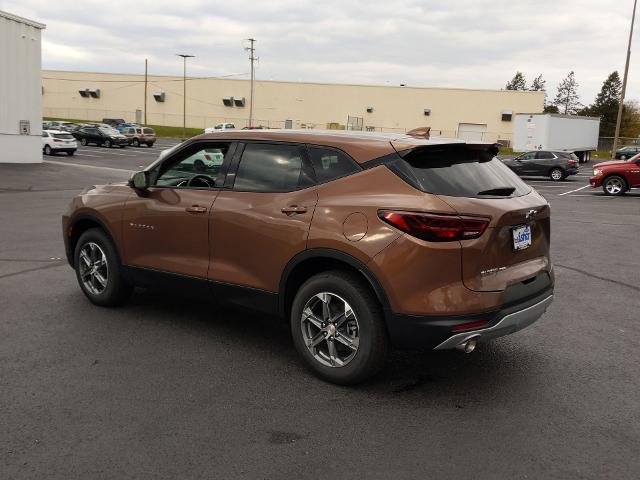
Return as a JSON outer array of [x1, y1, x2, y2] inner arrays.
[[452, 319, 489, 332], [379, 211, 490, 242], [568, 159, 577, 165]]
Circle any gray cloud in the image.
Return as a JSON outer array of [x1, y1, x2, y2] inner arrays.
[[2, 0, 638, 103]]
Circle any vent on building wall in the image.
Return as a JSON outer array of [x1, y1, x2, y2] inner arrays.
[[153, 92, 165, 102], [222, 97, 233, 106], [89, 89, 100, 98], [423, 109, 431, 116], [366, 107, 374, 113], [233, 97, 246, 107], [501, 110, 513, 122], [79, 89, 90, 97]]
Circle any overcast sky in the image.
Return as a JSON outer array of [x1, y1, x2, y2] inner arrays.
[[3, 0, 639, 103]]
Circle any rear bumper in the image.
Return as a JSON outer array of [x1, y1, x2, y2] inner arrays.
[[566, 166, 579, 175], [434, 294, 553, 349], [386, 272, 554, 349]]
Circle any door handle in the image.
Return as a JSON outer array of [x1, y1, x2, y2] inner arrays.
[[281, 205, 308, 215], [186, 205, 207, 213]]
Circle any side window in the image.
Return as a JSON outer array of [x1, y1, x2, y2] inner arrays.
[[520, 152, 536, 161], [154, 143, 231, 189], [233, 143, 303, 192], [537, 152, 554, 159], [308, 146, 360, 183], [42, 132, 48, 138]]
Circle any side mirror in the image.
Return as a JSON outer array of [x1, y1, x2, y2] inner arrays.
[[129, 171, 150, 190]]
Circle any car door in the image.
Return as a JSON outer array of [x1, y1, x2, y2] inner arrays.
[[511, 152, 535, 175], [628, 157, 640, 187], [534, 151, 556, 176], [208, 142, 318, 294], [121, 141, 235, 280]]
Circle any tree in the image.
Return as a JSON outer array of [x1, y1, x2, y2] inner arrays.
[[552, 71, 582, 114], [530, 74, 546, 91], [543, 104, 559, 114], [505, 72, 527, 91], [620, 100, 640, 138], [581, 71, 622, 137]]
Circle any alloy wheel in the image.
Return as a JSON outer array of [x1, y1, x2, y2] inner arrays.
[[605, 178, 623, 195], [301, 292, 360, 367], [550, 168, 563, 181], [78, 242, 109, 295]]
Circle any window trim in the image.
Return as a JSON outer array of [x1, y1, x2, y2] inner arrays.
[[149, 140, 237, 191], [304, 143, 362, 186], [226, 140, 313, 193]]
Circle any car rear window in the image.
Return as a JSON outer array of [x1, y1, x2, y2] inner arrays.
[[53, 133, 74, 140], [385, 146, 531, 198], [143, 128, 154, 134]]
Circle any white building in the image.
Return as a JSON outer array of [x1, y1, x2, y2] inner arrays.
[[0, 10, 45, 163]]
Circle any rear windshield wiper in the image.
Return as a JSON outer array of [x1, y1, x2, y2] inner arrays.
[[477, 187, 516, 196]]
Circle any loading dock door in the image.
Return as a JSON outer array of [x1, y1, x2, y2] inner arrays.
[[457, 123, 487, 141]]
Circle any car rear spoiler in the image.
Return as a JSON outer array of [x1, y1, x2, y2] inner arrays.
[[390, 140, 500, 159]]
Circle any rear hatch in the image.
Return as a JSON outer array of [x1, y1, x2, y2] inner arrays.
[[388, 142, 551, 292]]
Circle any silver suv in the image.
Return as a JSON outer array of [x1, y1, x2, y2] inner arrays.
[[122, 127, 156, 147]]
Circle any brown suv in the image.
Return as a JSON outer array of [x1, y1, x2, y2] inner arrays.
[[62, 130, 554, 384]]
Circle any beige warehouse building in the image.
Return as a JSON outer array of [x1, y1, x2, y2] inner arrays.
[[42, 70, 544, 143]]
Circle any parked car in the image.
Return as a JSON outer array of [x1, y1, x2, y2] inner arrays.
[[72, 125, 130, 148], [614, 145, 640, 160], [590, 153, 640, 195], [102, 118, 126, 127], [115, 123, 140, 133], [204, 122, 235, 133], [121, 126, 156, 147], [42, 130, 77, 156], [62, 130, 554, 384], [500, 150, 579, 181], [46, 121, 77, 132]]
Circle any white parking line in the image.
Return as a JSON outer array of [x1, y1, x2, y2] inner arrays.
[[558, 185, 591, 196], [74, 153, 100, 158]]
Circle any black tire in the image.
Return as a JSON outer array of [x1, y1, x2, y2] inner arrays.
[[620, 155, 627, 160], [44, 145, 52, 155], [67, 150, 75, 156], [132, 138, 140, 147], [80, 138, 87, 146], [602, 175, 628, 196], [549, 167, 565, 181], [146, 142, 154, 148], [73, 228, 133, 307], [103, 139, 113, 148], [290, 270, 388, 385]]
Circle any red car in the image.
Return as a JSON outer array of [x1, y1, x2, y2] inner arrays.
[[590, 154, 640, 195]]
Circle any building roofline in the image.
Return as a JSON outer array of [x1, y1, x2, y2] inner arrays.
[[0, 10, 46, 29], [41, 69, 544, 95]]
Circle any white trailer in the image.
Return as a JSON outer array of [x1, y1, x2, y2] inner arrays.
[[512, 113, 600, 162]]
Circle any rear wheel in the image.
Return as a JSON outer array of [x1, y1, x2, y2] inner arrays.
[[550, 167, 564, 181], [103, 139, 113, 148], [74, 228, 133, 307], [80, 138, 87, 146], [44, 145, 52, 155], [290, 270, 388, 385], [602, 175, 627, 196], [67, 150, 75, 156], [132, 138, 140, 147], [620, 155, 627, 160]]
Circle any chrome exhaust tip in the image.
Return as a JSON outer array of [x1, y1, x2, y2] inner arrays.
[[455, 338, 477, 354]]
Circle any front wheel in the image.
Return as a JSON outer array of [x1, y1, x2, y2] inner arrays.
[[74, 228, 133, 306], [80, 138, 87, 146], [44, 145, 52, 155], [132, 138, 140, 147], [103, 139, 113, 148], [602, 175, 627, 196], [290, 270, 388, 385], [67, 150, 75, 156], [550, 168, 564, 181]]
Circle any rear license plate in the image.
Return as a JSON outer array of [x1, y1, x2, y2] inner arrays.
[[512, 224, 532, 251]]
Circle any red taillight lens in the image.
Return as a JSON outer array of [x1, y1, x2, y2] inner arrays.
[[451, 320, 489, 332], [379, 211, 490, 242], [568, 159, 577, 165]]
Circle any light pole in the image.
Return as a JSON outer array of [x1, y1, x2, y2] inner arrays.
[[245, 38, 257, 128], [177, 54, 194, 141], [612, 0, 637, 158]]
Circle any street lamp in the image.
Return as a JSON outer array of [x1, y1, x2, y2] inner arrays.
[[177, 54, 194, 141]]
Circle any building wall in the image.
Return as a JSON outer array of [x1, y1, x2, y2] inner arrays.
[[42, 70, 544, 143], [0, 12, 45, 163]]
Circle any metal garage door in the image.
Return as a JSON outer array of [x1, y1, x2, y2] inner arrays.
[[457, 123, 487, 141]]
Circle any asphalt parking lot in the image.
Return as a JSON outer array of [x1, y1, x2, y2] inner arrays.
[[2, 150, 639, 479]]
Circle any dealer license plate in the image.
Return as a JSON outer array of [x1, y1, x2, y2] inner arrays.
[[512, 224, 532, 251]]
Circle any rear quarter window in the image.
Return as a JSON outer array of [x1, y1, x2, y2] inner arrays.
[[385, 146, 531, 198]]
